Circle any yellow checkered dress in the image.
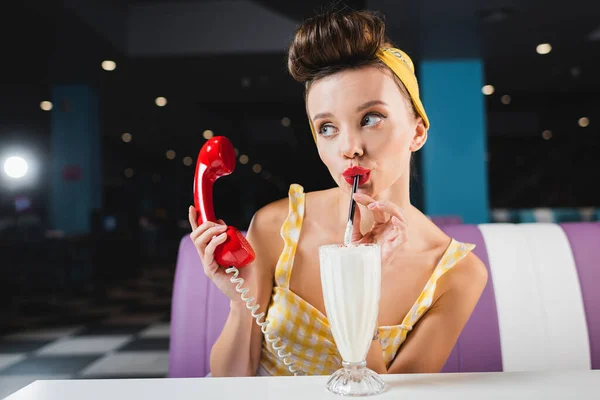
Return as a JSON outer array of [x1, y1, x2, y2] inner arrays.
[[259, 184, 475, 376]]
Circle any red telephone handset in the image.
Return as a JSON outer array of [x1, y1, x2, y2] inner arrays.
[[193, 136, 255, 269], [193, 137, 301, 376]]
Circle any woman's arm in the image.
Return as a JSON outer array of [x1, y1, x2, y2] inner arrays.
[[386, 253, 488, 373], [209, 201, 286, 376], [366, 253, 487, 374]]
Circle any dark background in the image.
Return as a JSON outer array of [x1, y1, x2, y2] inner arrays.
[[0, 0, 599, 334]]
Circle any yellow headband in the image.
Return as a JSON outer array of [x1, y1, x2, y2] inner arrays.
[[308, 47, 430, 142]]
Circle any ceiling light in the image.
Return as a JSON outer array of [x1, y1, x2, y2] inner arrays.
[[124, 168, 134, 178], [252, 164, 262, 174], [536, 43, 552, 55], [183, 156, 193, 166], [482, 85, 495, 95], [40, 101, 53, 111], [4, 156, 28, 179], [102, 60, 116, 71], [501, 95, 511, 105], [166, 150, 176, 159], [542, 130, 552, 140], [121, 133, 132, 143], [281, 117, 291, 127], [578, 117, 590, 128], [239, 155, 249, 165], [155, 97, 167, 107], [203, 130, 214, 139]]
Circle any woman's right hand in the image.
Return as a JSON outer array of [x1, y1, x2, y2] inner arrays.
[[188, 206, 250, 303]]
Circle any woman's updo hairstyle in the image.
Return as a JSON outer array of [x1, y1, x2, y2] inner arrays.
[[287, 9, 419, 119]]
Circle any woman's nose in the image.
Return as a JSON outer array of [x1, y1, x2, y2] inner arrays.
[[340, 132, 364, 159]]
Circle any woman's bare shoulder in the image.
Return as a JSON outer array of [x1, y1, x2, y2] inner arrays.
[[248, 185, 334, 239], [304, 187, 337, 207], [249, 197, 289, 236], [241, 196, 289, 269], [416, 209, 487, 299], [302, 187, 340, 231]]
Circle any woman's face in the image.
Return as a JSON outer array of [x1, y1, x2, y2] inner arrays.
[[307, 66, 426, 197]]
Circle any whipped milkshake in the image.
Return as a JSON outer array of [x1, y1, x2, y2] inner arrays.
[[319, 244, 381, 363]]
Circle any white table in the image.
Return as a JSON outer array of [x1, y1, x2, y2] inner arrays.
[[4, 370, 599, 399]]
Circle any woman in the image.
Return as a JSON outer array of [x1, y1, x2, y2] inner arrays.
[[188, 9, 487, 376]]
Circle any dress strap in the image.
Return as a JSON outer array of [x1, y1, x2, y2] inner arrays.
[[274, 184, 306, 288], [400, 239, 476, 329]]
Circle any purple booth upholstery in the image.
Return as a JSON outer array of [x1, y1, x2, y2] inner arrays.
[[560, 223, 600, 369], [168, 234, 230, 378], [170, 223, 600, 377], [438, 225, 503, 373], [430, 215, 463, 226]]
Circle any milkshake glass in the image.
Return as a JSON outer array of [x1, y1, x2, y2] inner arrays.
[[319, 243, 385, 396]]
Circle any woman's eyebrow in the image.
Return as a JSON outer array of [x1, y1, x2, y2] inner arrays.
[[312, 100, 388, 121], [313, 111, 334, 121], [356, 100, 388, 112]]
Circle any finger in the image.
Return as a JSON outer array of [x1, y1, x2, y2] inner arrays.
[[391, 216, 404, 228], [204, 232, 228, 268], [196, 224, 228, 248], [353, 192, 407, 222], [388, 222, 407, 245], [353, 193, 387, 224], [379, 216, 407, 241], [194, 224, 228, 252], [380, 223, 400, 243], [367, 202, 389, 224], [381, 243, 398, 267], [217, 219, 225, 225], [355, 232, 375, 245], [391, 234, 405, 247], [189, 206, 198, 231], [384, 227, 399, 243], [190, 220, 221, 240], [370, 201, 406, 223], [353, 192, 376, 204], [381, 229, 406, 265]]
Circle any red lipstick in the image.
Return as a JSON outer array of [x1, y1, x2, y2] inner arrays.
[[343, 166, 371, 186]]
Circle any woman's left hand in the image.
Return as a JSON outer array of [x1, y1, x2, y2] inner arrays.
[[350, 193, 408, 268]]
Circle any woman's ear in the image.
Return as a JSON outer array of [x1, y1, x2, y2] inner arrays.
[[409, 118, 428, 152]]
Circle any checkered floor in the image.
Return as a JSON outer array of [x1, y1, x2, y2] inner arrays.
[[0, 266, 174, 399]]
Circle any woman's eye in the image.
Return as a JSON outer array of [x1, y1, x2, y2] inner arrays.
[[362, 113, 383, 127], [319, 124, 337, 137]]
